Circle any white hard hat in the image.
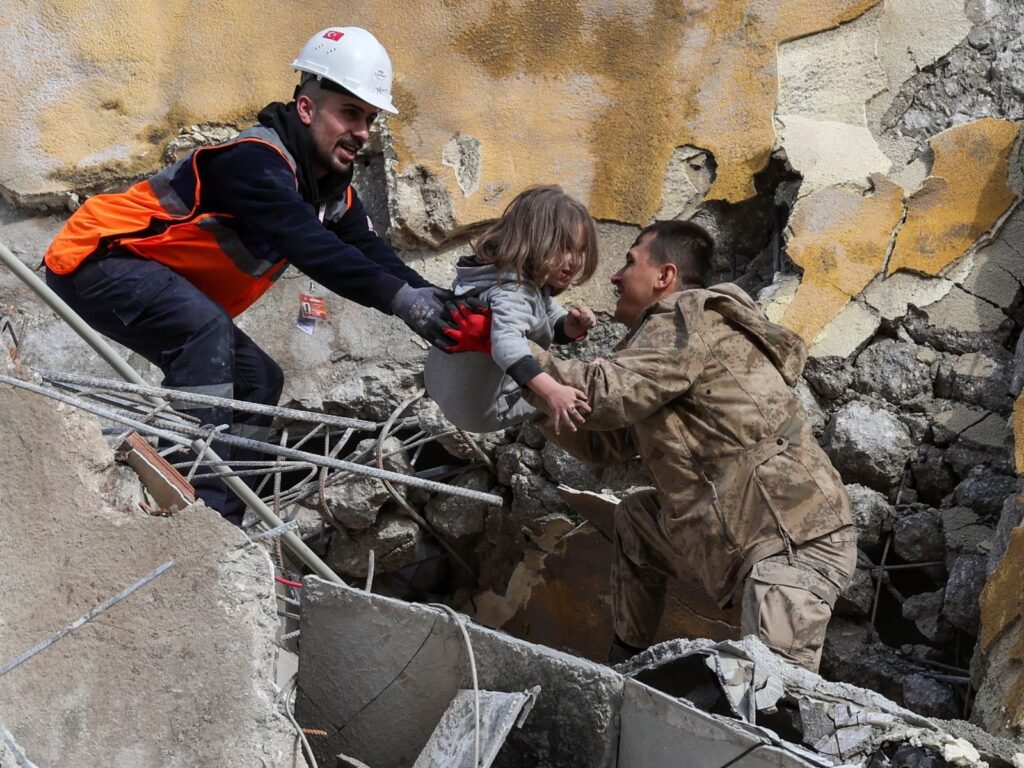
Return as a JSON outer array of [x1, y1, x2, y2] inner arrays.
[[292, 27, 398, 114]]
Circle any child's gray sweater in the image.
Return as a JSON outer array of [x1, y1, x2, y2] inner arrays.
[[424, 259, 569, 433]]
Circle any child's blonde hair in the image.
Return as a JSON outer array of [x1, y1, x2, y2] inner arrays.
[[473, 185, 598, 288]]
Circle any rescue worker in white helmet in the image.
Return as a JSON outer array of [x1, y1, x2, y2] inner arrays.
[[44, 27, 488, 525]]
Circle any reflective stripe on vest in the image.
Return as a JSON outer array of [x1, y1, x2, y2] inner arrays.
[[44, 126, 353, 318]]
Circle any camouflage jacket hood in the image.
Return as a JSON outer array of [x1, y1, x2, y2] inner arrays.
[[617, 284, 807, 386], [529, 283, 851, 605]]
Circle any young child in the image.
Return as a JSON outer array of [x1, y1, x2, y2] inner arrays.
[[424, 185, 599, 434]]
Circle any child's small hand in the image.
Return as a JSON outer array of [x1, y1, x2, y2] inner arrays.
[[545, 383, 592, 434], [564, 306, 597, 340]]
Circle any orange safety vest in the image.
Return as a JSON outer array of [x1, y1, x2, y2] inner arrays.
[[44, 126, 353, 318]]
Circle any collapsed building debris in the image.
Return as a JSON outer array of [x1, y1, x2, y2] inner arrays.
[[297, 579, 1024, 767], [4, 0, 1024, 764]]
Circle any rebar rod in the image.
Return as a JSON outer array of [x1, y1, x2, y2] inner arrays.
[[0, 375, 504, 506], [49, 384, 201, 429], [248, 520, 299, 542], [0, 561, 173, 679], [1, 725, 39, 768], [377, 389, 479, 579], [0, 242, 343, 584], [38, 369, 378, 430], [188, 466, 318, 480]]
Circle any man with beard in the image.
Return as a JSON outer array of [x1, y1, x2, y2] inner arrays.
[[526, 220, 855, 672], [44, 27, 482, 525]]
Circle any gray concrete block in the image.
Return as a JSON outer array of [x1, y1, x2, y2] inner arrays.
[[0, 359, 294, 768], [618, 680, 823, 768], [296, 579, 624, 768]]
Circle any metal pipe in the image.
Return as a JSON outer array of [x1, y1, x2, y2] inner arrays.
[[0, 241, 343, 584], [38, 369, 378, 430]]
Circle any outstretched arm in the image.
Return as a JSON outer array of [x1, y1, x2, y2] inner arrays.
[[525, 325, 707, 430]]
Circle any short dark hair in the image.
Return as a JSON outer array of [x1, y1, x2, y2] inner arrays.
[[637, 220, 714, 288], [294, 73, 358, 105]]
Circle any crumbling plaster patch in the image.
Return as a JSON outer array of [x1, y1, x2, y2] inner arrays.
[[781, 174, 903, 343], [776, 117, 892, 196], [888, 118, 1020, 277], [977, 524, 1024, 735], [775, 5, 893, 195], [779, 119, 1020, 347], [776, 5, 887, 126]]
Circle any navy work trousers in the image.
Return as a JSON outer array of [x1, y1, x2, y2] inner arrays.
[[46, 254, 284, 525]]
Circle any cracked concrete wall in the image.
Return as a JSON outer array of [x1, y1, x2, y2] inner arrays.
[[0, 357, 296, 766]]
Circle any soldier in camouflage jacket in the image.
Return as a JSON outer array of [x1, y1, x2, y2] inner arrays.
[[525, 220, 856, 671]]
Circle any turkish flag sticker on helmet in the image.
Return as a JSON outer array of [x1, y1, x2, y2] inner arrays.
[[323, 30, 344, 41]]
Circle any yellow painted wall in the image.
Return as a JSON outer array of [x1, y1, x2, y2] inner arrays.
[[5, 0, 876, 223]]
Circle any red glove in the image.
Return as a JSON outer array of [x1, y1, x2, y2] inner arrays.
[[443, 302, 492, 353]]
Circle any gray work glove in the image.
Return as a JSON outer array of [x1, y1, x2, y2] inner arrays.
[[390, 284, 458, 351]]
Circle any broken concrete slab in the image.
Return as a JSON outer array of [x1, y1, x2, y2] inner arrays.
[[424, 467, 494, 542], [0, 360, 295, 767], [617, 635, 1024, 765], [412, 688, 537, 768], [852, 339, 933, 406], [846, 483, 895, 551], [943, 553, 987, 636], [861, 272, 955, 324], [618, 679, 825, 768], [958, 249, 1024, 313], [904, 285, 1014, 354], [824, 400, 915, 492], [296, 577, 624, 768], [327, 507, 424, 578]]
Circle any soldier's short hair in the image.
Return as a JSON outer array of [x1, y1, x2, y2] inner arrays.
[[638, 220, 715, 288]]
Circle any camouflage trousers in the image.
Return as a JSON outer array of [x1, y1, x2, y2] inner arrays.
[[611, 488, 857, 672]]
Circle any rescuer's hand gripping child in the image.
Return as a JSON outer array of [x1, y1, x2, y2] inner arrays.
[[424, 185, 599, 434]]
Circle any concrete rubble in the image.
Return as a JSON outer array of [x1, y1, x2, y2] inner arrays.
[[298, 578, 1024, 767]]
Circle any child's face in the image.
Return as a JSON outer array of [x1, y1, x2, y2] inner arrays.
[[546, 250, 580, 293]]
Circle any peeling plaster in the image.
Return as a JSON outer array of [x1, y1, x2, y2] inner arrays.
[[888, 119, 1020, 277], [861, 271, 955, 322], [877, 0, 973, 101], [441, 133, 482, 197], [776, 5, 886, 126], [807, 299, 881, 359], [781, 174, 904, 343], [776, 116, 892, 196], [979, 524, 1024, 730], [780, 119, 1020, 347]]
